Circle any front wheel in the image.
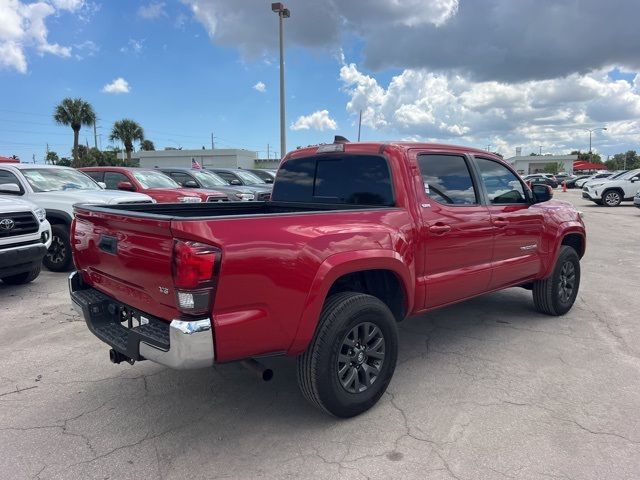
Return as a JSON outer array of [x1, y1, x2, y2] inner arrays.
[[602, 190, 622, 207], [43, 225, 73, 272], [296, 292, 398, 417], [532, 245, 580, 316]]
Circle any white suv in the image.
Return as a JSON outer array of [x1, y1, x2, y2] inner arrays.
[[0, 164, 154, 271], [0, 197, 52, 284], [582, 169, 640, 207]]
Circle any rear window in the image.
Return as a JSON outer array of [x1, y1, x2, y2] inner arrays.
[[271, 154, 394, 206]]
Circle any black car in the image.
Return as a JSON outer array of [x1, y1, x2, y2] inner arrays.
[[210, 168, 272, 201], [522, 174, 558, 188], [565, 175, 591, 189], [246, 168, 277, 184]]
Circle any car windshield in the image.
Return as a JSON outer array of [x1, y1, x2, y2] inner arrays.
[[616, 170, 639, 180], [234, 170, 266, 185], [193, 170, 229, 187], [132, 170, 180, 189], [22, 168, 101, 192]]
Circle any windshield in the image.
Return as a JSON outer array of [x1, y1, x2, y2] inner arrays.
[[133, 170, 180, 189], [193, 170, 229, 187], [22, 168, 101, 192], [234, 170, 266, 185], [617, 169, 640, 180]]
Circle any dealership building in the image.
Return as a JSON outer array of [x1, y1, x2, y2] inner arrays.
[[506, 154, 578, 175], [135, 149, 280, 170]]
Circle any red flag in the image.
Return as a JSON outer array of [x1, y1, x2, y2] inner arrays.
[[192, 158, 202, 169]]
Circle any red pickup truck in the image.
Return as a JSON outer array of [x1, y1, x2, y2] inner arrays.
[[69, 141, 585, 417]]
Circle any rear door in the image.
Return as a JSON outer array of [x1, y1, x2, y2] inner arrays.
[[415, 152, 494, 309], [473, 157, 544, 288]]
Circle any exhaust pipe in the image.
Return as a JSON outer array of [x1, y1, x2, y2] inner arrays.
[[240, 359, 273, 382], [109, 349, 134, 365]]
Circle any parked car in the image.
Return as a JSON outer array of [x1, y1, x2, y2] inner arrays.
[[565, 175, 592, 189], [634, 191, 640, 209], [522, 174, 558, 188], [582, 170, 628, 190], [80, 167, 228, 203], [575, 172, 613, 188], [582, 169, 640, 206], [0, 197, 51, 285], [246, 168, 277, 184], [0, 164, 153, 272], [160, 168, 256, 201], [69, 140, 585, 417], [211, 168, 272, 201]]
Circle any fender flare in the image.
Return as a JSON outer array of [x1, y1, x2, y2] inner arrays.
[[45, 209, 73, 227], [541, 223, 586, 278], [287, 249, 414, 356]]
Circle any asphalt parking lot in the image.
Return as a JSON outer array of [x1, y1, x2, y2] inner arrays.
[[1, 189, 639, 480]]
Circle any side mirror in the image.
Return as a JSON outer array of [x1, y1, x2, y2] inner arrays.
[[0, 183, 21, 194], [229, 179, 242, 186], [631, 176, 639, 183], [117, 181, 135, 191], [183, 180, 198, 188], [97, 182, 107, 189], [531, 183, 553, 203], [264, 178, 274, 184]]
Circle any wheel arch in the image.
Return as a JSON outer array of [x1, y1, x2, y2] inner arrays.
[[288, 250, 414, 356], [541, 226, 586, 278], [45, 209, 72, 227]]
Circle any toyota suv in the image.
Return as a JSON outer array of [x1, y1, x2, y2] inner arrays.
[[582, 169, 640, 206]]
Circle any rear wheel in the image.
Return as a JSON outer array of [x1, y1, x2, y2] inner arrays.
[[43, 225, 73, 272], [296, 292, 398, 417], [532, 245, 580, 316], [602, 189, 622, 207], [1, 264, 41, 285]]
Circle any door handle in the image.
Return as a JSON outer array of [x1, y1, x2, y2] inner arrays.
[[429, 223, 451, 234], [493, 218, 509, 228]]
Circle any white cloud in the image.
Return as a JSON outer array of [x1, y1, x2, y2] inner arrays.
[[50, 0, 84, 12], [120, 38, 143, 54], [291, 110, 338, 131], [74, 39, 99, 60], [253, 81, 266, 93], [0, 0, 76, 73], [138, 2, 166, 19], [102, 77, 130, 94], [340, 62, 640, 155]]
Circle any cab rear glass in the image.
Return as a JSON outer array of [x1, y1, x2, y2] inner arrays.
[[271, 154, 394, 206]]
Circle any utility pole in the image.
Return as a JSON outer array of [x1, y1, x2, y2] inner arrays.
[[267, 143, 270, 160], [211, 132, 215, 150], [93, 119, 98, 150], [272, 3, 290, 159], [357, 110, 362, 142], [539, 145, 542, 155]]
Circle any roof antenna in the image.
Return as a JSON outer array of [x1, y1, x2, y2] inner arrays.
[[334, 135, 350, 144]]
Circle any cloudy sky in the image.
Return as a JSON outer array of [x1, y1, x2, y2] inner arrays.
[[1, 0, 638, 162]]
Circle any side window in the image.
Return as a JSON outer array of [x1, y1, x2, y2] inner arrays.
[[416, 154, 478, 205], [475, 158, 527, 205], [169, 172, 190, 186], [84, 171, 103, 182], [0, 169, 24, 194], [216, 172, 237, 183], [104, 172, 130, 190]]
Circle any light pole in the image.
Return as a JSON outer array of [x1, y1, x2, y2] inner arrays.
[[586, 127, 607, 159], [272, 3, 290, 159]]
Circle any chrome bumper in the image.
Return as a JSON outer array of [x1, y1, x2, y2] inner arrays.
[[69, 271, 215, 370]]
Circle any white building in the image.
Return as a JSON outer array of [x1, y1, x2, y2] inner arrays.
[[507, 154, 578, 175], [136, 149, 279, 170]]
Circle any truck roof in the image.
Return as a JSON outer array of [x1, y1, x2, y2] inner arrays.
[[285, 141, 503, 162]]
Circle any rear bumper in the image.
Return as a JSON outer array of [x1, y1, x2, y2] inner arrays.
[[69, 271, 214, 369], [0, 243, 47, 277]]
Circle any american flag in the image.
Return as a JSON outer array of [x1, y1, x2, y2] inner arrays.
[[191, 158, 202, 169]]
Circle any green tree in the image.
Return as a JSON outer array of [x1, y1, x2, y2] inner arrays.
[[45, 151, 59, 165], [57, 157, 72, 167], [109, 119, 144, 163], [543, 162, 563, 174], [571, 150, 602, 163], [605, 150, 640, 171], [53, 98, 96, 166], [140, 139, 155, 151]]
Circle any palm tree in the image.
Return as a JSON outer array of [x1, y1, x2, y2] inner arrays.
[[53, 98, 96, 166], [109, 119, 145, 163]]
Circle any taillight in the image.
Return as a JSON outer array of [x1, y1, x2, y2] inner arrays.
[[172, 240, 221, 315]]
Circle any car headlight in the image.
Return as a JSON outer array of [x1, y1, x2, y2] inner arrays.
[[235, 193, 255, 201], [177, 196, 202, 203], [590, 183, 604, 188], [34, 207, 46, 222]]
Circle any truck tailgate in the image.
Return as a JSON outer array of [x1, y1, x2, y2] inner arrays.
[[72, 208, 178, 320]]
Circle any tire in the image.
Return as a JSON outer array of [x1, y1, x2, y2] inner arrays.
[[43, 224, 73, 272], [532, 245, 580, 316], [602, 189, 622, 207], [1, 263, 41, 285], [296, 292, 399, 418]]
